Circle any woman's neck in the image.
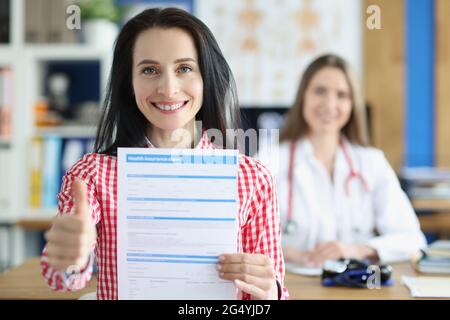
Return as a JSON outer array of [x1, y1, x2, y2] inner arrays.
[[307, 133, 340, 178], [147, 121, 196, 149]]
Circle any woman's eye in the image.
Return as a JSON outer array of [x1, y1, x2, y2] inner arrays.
[[314, 87, 326, 95], [142, 67, 157, 75], [178, 66, 192, 74], [338, 92, 349, 99]]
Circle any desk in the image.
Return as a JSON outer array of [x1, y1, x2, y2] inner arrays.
[[1, 258, 446, 300], [286, 262, 449, 300], [0, 258, 97, 300]]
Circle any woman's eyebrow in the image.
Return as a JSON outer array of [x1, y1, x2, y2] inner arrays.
[[137, 59, 159, 67], [136, 57, 197, 67], [173, 57, 197, 64]]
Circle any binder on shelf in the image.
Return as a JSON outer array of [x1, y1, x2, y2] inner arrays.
[[0, 67, 13, 140], [25, 0, 46, 43], [42, 135, 63, 208], [47, 0, 63, 43], [30, 137, 44, 208], [48, 0, 78, 43], [0, 0, 10, 43], [59, 137, 86, 192], [25, 0, 78, 44], [60, 0, 78, 44], [29, 135, 94, 211], [0, 69, 3, 138]]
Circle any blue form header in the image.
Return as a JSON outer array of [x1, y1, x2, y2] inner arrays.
[[126, 154, 237, 165]]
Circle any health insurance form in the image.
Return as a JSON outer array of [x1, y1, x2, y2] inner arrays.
[[117, 148, 239, 299]]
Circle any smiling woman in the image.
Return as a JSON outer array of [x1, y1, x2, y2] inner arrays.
[[94, 7, 241, 154], [132, 27, 204, 143], [39, 7, 288, 301], [258, 54, 426, 268]]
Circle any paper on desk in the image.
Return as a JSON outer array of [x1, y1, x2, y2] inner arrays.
[[285, 262, 322, 276], [402, 276, 450, 298], [117, 148, 239, 300]]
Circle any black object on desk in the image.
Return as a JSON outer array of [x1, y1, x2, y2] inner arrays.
[[322, 258, 393, 288]]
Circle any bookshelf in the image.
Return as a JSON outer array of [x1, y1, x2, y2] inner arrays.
[[0, 0, 114, 267], [412, 199, 450, 212], [411, 199, 450, 239], [0, 0, 14, 229], [34, 125, 98, 139]]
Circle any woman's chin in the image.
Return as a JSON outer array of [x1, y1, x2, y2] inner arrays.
[[150, 120, 192, 132], [310, 126, 342, 135]]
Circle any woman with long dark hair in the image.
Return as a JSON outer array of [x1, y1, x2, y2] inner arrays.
[[41, 8, 287, 300]]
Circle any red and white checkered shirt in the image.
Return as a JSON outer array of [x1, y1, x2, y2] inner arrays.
[[40, 134, 288, 300]]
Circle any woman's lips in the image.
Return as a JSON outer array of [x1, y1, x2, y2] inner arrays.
[[151, 100, 188, 114]]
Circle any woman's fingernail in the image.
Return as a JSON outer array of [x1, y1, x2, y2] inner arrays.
[[219, 255, 225, 261], [216, 264, 222, 270]]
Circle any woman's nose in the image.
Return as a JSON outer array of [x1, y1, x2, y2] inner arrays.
[[322, 94, 338, 111], [156, 74, 180, 96]]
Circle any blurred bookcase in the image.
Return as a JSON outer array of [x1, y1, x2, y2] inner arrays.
[[0, 0, 112, 226]]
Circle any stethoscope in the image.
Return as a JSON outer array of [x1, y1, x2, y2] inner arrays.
[[282, 137, 370, 235]]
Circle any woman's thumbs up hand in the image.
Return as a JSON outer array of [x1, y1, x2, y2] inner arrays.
[[44, 178, 97, 272]]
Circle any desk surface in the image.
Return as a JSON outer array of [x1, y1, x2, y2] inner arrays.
[[1, 258, 446, 300], [0, 258, 97, 300], [285, 262, 435, 300]]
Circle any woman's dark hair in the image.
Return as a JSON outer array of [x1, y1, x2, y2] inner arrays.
[[280, 54, 370, 146], [94, 7, 240, 155]]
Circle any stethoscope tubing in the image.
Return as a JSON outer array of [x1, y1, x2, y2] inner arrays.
[[284, 137, 370, 232]]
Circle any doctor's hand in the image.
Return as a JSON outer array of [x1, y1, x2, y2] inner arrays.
[[307, 241, 378, 266], [282, 246, 317, 267], [44, 178, 97, 272], [217, 253, 278, 300]]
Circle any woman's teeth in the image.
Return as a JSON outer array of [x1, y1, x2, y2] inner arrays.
[[154, 102, 185, 111]]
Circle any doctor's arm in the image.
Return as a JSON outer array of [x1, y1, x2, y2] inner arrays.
[[364, 153, 427, 263]]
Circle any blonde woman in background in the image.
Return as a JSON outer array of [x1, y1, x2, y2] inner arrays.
[[259, 54, 426, 267]]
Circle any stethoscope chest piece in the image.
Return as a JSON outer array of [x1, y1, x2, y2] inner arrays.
[[282, 219, 297, 235]]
